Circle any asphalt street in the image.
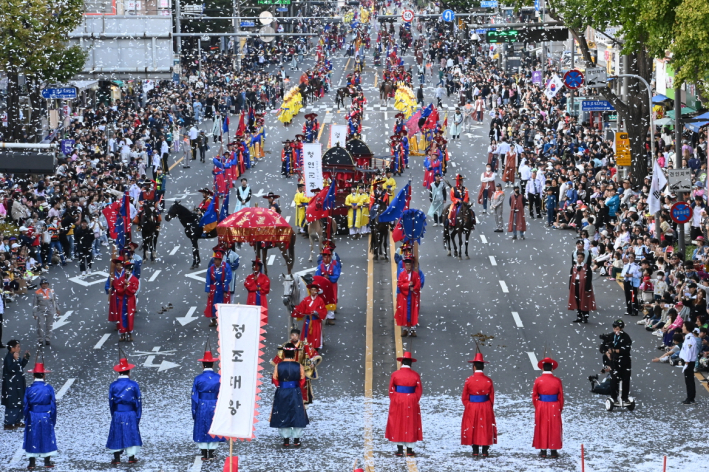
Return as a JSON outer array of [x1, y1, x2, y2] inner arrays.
[[1, 31, 706, 472]]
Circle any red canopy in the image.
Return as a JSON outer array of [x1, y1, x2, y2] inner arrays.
[[217, 207, 293, 245]]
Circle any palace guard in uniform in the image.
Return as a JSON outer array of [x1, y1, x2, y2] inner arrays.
[[532, 357, 564, 458], [385, 352, 423, 457], [271, 328, 322, 405], [23, 354, 57, 469], [107, 349, 142, 465], [461, 351, 496, 458], [191, 342, 224, 461], [270, 343, 309, 447]]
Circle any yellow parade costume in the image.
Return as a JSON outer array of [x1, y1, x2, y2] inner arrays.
[[394, 86, 417, 118], [345, 191, 369, 233], [384, 177, 397, 197], [278, 86, 303, 124], [293, 190, 311, 230]]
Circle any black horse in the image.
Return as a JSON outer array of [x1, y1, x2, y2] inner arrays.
[[442, 201, 476, 259], [165, 201, 217, 269], [369, 204, 390, 261], [138, 204, 161, 262]]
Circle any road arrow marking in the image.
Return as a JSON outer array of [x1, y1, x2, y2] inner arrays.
[[148, 269, 161, 282], [185, 268, 209, 283], [144, 356, 180, 372], [54, 310, 74, 329], [176, 306, 199, 326], [169, 245, 180, 256], [56, 378, 76, 401], [94, 333, 111, 350], [253, 188, 266, 198], [190, 455, 202, 472], [69, 271, 109, 287]]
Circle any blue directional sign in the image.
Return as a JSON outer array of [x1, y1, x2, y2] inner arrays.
[[481, 1, 498, 7], [41, 88, 77, 100], [534, 0, 541, 11], [60, 139, 75, 156], [581, 100, 615, 111], [240, 21, 255, 27], [441, 9, 455, 22], [276, 7, 288, 11]]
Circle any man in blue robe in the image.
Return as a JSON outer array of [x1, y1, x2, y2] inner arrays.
[[270, 343, 309, 447], [191, 346, 224, 461], [106, 354, 142, 465], [23, 357, 57, 469]]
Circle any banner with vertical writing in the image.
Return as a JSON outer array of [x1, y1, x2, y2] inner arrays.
[[302, 143, 323, 198]]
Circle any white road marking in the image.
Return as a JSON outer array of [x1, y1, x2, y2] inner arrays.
[[254, 188, 265, 198], [176, 306, 199, 326], [511, 311, 524, 328], [69, 270, 110, 287], [169, 245, 180, 256], [528, 352, 541, 370], [55, 378, 76, 401], [480, 235, 488, 244], [148, 270, 161, 282], [53, 310, 74, 329], [291, 200, 296, 207], [384, 112, 388, 120], [451, 161, 457, 167], [499, 281, 509, 293], [190, 455, 202, 472], [489, 256, 497, 266], [323, 113, 333, 124], [361, 134, 366, 141], [9, 446, 23, 465], [185, 268, 209, 283], [286, 215, 291, 223], [94, 333, 111, 350], [267, 254, 276, 265]]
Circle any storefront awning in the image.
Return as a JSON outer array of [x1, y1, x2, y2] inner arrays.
[[666, 107, 696, 120], [652, 94, 670, 104], [686, 112, 709, 133]]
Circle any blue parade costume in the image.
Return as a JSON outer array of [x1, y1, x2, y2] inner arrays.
[[270, 359, 309, 441], [191, 370, 224, 447], [106, 357, 142, 462], [23, 380, 57, 459]]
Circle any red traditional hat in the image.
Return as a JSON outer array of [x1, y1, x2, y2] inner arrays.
[[537, 357, 559, 370], [321, 248, 332, 255], [213, 250, 225, 259], [198, 338, 220, 363], [128, 242, 139, 250], [306, 283, 321, 291], [252, 258, 263, 267], [396, 351, 417, 363], [322, 239, 336, 249], [112, 256, 125, 264], [395, 112, 405, 119], [468, 352, 488, 364], [304, 113, 318, 120], [28, 352, 51, 374], [455, 174, 465, 186]]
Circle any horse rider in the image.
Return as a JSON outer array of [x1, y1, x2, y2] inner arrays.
[[263, 192, 282, 214], [448, 174, 470, 226], [196, 188, 214, 217]]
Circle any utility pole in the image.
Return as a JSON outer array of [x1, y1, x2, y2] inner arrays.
[[569, 30, 574, 117], [175, 0, 182, 54], [540, 0, 546, 75], [674, 81, 685, 258], [233, 0, 242, 71]]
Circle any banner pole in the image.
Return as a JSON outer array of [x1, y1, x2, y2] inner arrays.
[[229, 438, 233, 472]]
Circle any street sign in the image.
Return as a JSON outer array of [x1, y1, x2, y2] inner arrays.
[[259, 25, 276, 42], [615, 132, 631, 166], [240, 21, 255, 27], [402, 10, 414, 22], [532, 70, 542, 85], [534, 0, 541, 10], [667, 168, 693, 193], [585, 67, 607, 88], [60, 139, 75, 156], [276, 7, 288, 11], [481, 0, 498, 7], [41, 87, 77, 100], [441, 9, 455, 22], [670, 202, 693, 225], [563, 69, 584, 89], [581, 100, 615, 111], [486, 29, 519, 43]]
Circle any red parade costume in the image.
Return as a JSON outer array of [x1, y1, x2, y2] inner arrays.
[[395, 269, 421, 327], [291, 295, 327, 349], [532, 369, 564, 450], [385, 364, 423, 444], [461, 371, 497, 446], [113, 274, 139, 334], [244, 272, 271, 323]]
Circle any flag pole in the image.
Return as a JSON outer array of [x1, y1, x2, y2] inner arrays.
[[229, 438, 233, 472]]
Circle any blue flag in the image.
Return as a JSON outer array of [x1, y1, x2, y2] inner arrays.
[[115, 192, 130, 251], [199, 196, 219, 235], [379, 183, 410, 223], [401, 209, 427, 244], [219, 191, 230, 222], [323, 181, 336, 211]]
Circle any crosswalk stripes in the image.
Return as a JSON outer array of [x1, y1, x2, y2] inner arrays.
[[299, 103, 459, 113]]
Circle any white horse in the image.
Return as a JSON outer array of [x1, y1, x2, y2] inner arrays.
[[280, 272, 310, 333]]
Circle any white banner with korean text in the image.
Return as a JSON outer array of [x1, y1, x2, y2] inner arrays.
[[330, 124, 347, 148], [302, 143, 323, 198], [209, 304, 263, 439]]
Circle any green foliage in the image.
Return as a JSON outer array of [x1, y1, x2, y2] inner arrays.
[[668, 0, 709, 96], [0, 0, 87, 79], [440, 0, 482, 10]]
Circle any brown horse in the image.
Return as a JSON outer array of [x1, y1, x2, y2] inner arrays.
[[254, 234, 296, 275], [379, 81, 397, 106], [442, 202, 476, 259], [335, 86, 357, 109]]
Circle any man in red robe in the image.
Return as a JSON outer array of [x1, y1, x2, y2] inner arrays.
[[106, 257, 126, 326], [395, 258, 421, 338], [244, 259, 270, 324], [461, 352, 496, 458], [113, 261, 140, 342], [315, 248, 341, 325], [568, 253, 596, 323], [204, 250, 232, 328], [532, 357, 564, 458], [291, 284, 327, 350], [508, 186, 527, 240], [385, 352, 423, 457]]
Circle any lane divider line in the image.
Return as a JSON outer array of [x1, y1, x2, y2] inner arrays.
[[267, 254, 276, 265], [480, 235, 488, 244], [489, 256, 497, 266], [190, 455, 202, 472], [364, 234, 376, 472], [94, 333, 111, 350], [511, 311, 524, 328], [148, 270, 161, 282], [55, 378, 76, 401], [285, 215, 291, 223], [169, 245, 180, 256], [9, 446, 23, 465], [499, 281, 509, 293], [527, 352, 541, 371], [168, 156, 184, 171]]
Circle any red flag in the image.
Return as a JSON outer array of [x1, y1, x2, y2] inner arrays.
[[102, 201, 121, 239], [306, 186, 331, 222], [443, 112, 448, 128], [392, 220, 405, 242], [405, 110, 421, 137], [423, 108, 439, 129], [236, 113, 246, 136]]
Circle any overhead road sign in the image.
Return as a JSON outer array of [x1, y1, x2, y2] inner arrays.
[[486, 29, 519, 43], [42, 87, 77, 100], [240, 21, 255, 27], [481, 1, 498, 7], [582, 100, 615, 111], [563, 69, 584, 89], [442, 9, 455, 22], [401, 10, 414, 22]]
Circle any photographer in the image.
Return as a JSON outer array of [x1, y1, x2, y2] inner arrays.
[[607, 320, 632, 405]]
